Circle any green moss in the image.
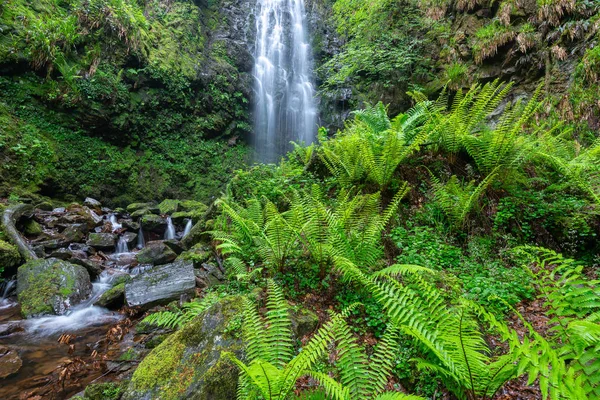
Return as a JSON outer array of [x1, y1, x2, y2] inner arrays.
[[84, 381, 126, 400], [17, 258, 89, 317], [159, 199, 181, 215], [0, 240, 21, 273], [23, 219, 42, 236]]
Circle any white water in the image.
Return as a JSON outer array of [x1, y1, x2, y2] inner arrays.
[[108, 214, 122, 232], [183, 219, 193, 237], [164, 216, 176, 240], [24, 271, 122, 336], [115, 235, 129, 254], [0, 279, 16, 309], [137, 225, 145, 249], [252, 0, 317, 162]]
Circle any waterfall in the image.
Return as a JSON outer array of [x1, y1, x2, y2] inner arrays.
[[164, 217, 176, 240], [183, 219, 193, 237], [115, 236, 129, 254], [137, 224, 145, 249], [252, 0, 318, 162], [108, 214, 121, 232], [0, 278, 16, 307]]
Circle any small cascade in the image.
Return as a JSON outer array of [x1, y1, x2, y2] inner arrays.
[[137, 223, 145, 249], [0, 278, 16, 308], [108, 214, 122, 232], [115, 235, 129, 254], [164, 216, 176, 240], [183, 218, 193, 237]]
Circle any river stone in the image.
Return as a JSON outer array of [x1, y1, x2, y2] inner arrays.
[[140, 214, 167, 233], [95, 276, 130, 309], [87, 232, 117, 250], [0, 240, 21, 270], [176, 244, 212, 268], [121, 219, 140, 231], [136, 241, 177, 265], [122, 231, 138, 246], [70, 258, 103, 279], [123, 295, 245, 400], [84, 197, 102, 209], [125, 260, 196, 308], [194, 263, 225, 289], [17, 258, 92, 318], [127, 202, 157, 213], [62, 223, 89, 243], [48, 248, 73, 260], [0, 346, 22, 379]]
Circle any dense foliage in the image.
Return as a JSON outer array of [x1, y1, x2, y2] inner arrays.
[[0, 0, 251, 204]]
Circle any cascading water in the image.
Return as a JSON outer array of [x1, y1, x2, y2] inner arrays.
[[0, 278, 16, 308], [164, 217, 176, 240], [252, 0, 318, 162], [108, 214, 121, 232], [137, 222, 145, 249], [183, 219, 193, 237], [115, 236, 129, 254]]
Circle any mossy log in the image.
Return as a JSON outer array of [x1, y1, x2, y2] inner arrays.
[[2, 204, 37, 261]]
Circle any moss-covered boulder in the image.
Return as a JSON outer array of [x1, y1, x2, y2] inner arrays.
[[95, 275, 131, 309], [23, 219, 42, 236], [136, 241, 177, 265], [140, 214, 167, 234], [0, 240, 21, 271], [171, 201, 208, 223], [123, 295, 245, 400], [176, 244, 213, 268], [158, 199, 181, 215], [128, 202, 160, 218], [17, 258, 92, 318], [86, 233, 117, 250]]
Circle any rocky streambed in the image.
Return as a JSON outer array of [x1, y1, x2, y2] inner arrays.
[[0, 198, 225, 399]]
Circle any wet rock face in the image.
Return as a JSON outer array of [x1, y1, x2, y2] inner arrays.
[[16, 258, 92, 318], [123, 295, 246, 400], [125, 260, 196, 308], [140, 214, 167, 234], [0, 346, 22, 379], [136, 241, 177, 265]]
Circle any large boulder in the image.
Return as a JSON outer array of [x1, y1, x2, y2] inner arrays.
[[17, 258, 92, 318], [125, 260, 196, 308], [158, 199, 180, 215], [128, 202, 160, 218], [123, 295, 245, 400], [86, 232, 117, 250], [140, 214, 167, 234], [136, 241, 177, 265], [62, 223, 89, 243]]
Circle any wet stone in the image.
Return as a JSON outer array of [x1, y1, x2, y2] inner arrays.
[[0, 346, 22, 379]]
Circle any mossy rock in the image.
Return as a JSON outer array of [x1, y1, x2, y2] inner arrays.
[[0, 240, 21, 271], [127, 202, 157, 213], [140, 214, 167, 233], [291, 306, 319, 338], [159, 199, 181, 215], [123, 295, 245, 400], [17, 258, 92, 318], [95, 282, 126, 308], [86, 233, 117, 250], [83, 381, 126, 400], [176, 244, 212, 268], [180, 221, 209, 250], [136, 241, 177, 265], [180, 201, 208, 213], [23, 219, 42, 236]]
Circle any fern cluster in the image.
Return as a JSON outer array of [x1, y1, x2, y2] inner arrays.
[[141, 292, 221, 329]]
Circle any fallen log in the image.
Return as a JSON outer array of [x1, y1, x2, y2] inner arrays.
[[2, 204, 37, 261]]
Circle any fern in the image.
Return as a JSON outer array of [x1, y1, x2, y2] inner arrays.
[[431, 167, 499, 229], [142, 293, 221, 329]]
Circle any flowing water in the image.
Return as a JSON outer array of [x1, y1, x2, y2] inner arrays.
[[164, 217, 176, 240], [183, 219, 193, 238], [115, 235, 129, 254], [252, 0, 318, 162], [137, 225, 145, 249], [108, 214, 122, 232], [0, 278, 16, 309]]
